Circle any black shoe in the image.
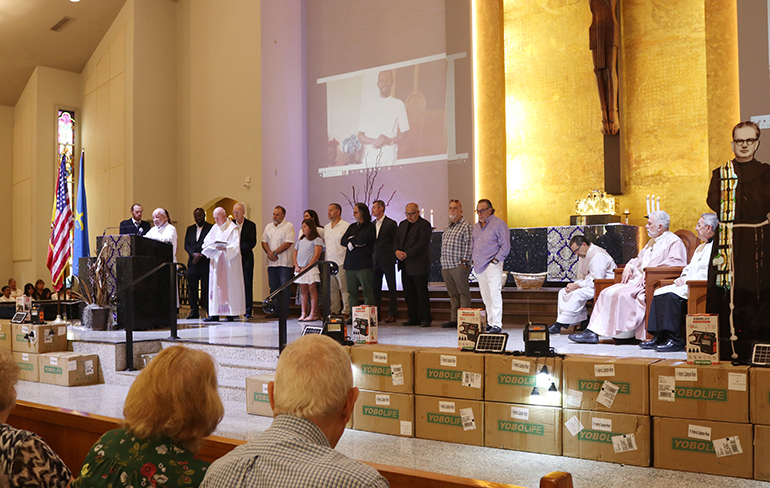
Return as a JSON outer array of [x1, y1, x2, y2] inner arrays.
[[244, 313, 253, 320], [402, 320, 421, 326], [486, 325, 503, 334], [420, 321, 432, 328], [656, 337, 685, 352], [568, 329, 599, 344], [203, 316, 219, 323], [186, 312, 200, 320], [639, 334, 662, 350], [441, 321, 457, 329], [575, 318, 590, 331], [548, 322, 567, 334], [225, 316, 234, 322]]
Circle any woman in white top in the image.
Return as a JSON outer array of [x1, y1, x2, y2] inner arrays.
[[294, 219, 324, 322]]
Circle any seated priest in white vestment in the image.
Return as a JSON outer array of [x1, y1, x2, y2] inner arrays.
[[145, 208, 179, 306], [549, 235, 616, 334], [569, 210, 688, 344], [202, 207, 245, 322], [640, 213, 717, 352]]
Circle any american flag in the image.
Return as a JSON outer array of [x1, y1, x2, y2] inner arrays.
[[46, 154, 73, 292]]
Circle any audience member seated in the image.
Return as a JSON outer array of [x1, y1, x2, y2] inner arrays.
[[0, 349, 73, 487], [202, 334, 388, 488], [569, 210, 687, 344], [0, 287, 12, 302], [641, 213, 717, 352], [72, 345, 224, 488], [23, 284, 34, 298], [6, 280, 21, 298], [32, 280, 46, 300]]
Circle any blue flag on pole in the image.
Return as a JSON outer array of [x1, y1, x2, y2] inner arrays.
[[73, 150, 90, 276]]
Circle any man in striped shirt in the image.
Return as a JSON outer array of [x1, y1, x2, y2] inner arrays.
[[201, 334, 389, 488], [440, 199, 473, 328]]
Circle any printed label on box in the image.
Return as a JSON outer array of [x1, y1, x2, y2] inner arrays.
[[688, 424, 711, 440], [512, 407, 529, 420], [44, 332, 53, 343], [462, 371, 482, 389], [596, 380, 619, 408], [565, 416, 584, 436], [440, 355, 457, 367], [510, 360, 531, 373], [612, 434, 638, 453], [21, 326, 28, 334], [658, 376, 676, 402], [390, 364, 404, 385], [21, 353, 28, 361], [439, 401, 455, 413], [712, 437, 743, 458], [594, 364, 615, 377], [566, 388, 583, 407], [262, 384, 268, 394], [49, 357, 58, 366], [372, 352, 388, 364], [675, 368, 698, 381], [58, 326, 66, 336], [375, 394, 390, 406], [459, 407, 476, 431], [728, 373, 747, 391], [68, 360, 76, 371], [400, 421, 412, 436], [85, 360, 94, 375], [592, 417, 612, 432]]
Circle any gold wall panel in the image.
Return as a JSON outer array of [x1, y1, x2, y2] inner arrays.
[[501, 0, 733, 232]]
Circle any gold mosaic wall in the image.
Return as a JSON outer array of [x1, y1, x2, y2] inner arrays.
[[501, 0, 738, 232]]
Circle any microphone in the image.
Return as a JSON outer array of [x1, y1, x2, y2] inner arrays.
[[102, 226, 123, 236], [137, 227, 145, 236]]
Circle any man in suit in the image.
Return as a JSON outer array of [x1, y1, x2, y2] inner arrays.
[[395, 202, 433, 327], [119, 203, 151, 235], [184, 208, 213, 319], [371, 200, 398, 322], [233, 202, 258, 319]]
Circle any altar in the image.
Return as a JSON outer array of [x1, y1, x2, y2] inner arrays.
[[428, 223, 642, 284]]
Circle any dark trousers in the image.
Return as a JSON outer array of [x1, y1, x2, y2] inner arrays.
[[647, 292, 686, 337], [346, 268, 375, 308], [242, 258, 254, 315], [373, 263, 398, 317], [187, 263, 209, 315], [402, 272, 432, 323], [268, 266, 293, 316]]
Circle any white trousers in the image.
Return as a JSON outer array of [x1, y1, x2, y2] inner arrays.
[[477, 261, 504, 327], [329, 267, 350, 315], [556, 286, 594, 324]]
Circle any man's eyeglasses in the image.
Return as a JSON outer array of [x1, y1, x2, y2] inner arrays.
[[570, 246, 580, 255], [404, 211, 419, 216], [734, 138, 758, 146], [476, 207, 491, 214]]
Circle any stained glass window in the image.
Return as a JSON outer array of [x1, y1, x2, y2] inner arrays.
[[58, 109, 76, 284]]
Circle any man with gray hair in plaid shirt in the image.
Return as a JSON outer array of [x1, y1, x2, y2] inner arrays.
[[201, 334, 389, 488], [440, 199, 473, 329]]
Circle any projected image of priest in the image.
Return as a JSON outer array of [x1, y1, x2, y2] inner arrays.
[[357, 70, 410, 168]]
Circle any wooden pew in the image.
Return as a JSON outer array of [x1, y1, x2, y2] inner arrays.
[[8, 400, 570, 488]]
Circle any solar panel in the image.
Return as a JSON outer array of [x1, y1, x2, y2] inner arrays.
[[752, 343, 770, 366], [474, 332, 509, 353], [302, 326, 324, 336]]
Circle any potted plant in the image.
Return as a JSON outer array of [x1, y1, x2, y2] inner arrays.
[[72, 243, 111, 330]]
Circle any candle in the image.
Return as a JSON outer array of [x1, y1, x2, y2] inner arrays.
[[430, 209, 434, 227], [646, 195, 650, 215], [656, 196, 660, 212], [421, 208, 424, 218]]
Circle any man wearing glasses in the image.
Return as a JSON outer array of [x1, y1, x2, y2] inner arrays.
[[706, 121, 770, 361], [395, 203, 433, 327], [472, 199, 510, 334], [440, 199, 473, 329], [549, 235, 615, 335]]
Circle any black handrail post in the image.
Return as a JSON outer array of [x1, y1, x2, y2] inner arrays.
[[168, 264, 179, 340], [321, 261, 331, 322]]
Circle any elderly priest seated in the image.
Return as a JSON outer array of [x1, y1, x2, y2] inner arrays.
[[569, 210, 688, 344], [639, 213, 717, 352]]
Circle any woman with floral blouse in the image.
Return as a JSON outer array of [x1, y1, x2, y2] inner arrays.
[[72, 345, 224, 488]]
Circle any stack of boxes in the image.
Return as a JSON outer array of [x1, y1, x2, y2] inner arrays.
[[560, 355, 657, 467], [9, 322, 98, 386], [650, 360, 753, 479]]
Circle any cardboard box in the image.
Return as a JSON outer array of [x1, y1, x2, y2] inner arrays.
[[485, 355, 562, 407], [246, 374, 275, 417], [686, 314, 719, 365], [13, 352, 39, 382], [457, 309, 486, 351], [755, 425, 770, 481], [414, 348, 484, 400], [38, 352, 99, 386], [352, 305, 378, 344], [353, 390, 414, 437], [484, 402, 561, 455], [650, 359, 749, 423], [0, 322, 11, 351], [350, 344, 416, 394], [654, 417, 753, 479], [561, 355, 657, 414], [12, 323, 68, 354], [752, 367, 770, 425], [561, 409, 651, 467], [414, 395, 483, 447], [15, 295, 31, 313]]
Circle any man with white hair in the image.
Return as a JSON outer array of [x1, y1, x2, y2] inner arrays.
[[569, 210, 688, 344], [641, 213, 718, 352], [201, 334, 389, 487], [145, 208, 178, 258], [201, 207, 245, 322], [232, 202, 257, 319]]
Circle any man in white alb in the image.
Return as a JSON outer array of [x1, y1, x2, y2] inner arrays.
[[357, 70, 410, 168], [549, 235, 616, 334], [202, 207, 245, 322], [323, 203, 350, 317]]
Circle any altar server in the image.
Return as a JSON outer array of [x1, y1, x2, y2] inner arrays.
[[202, 207, 245, 322], [569, 210, 687, 343], [549, 235, 615, 334]]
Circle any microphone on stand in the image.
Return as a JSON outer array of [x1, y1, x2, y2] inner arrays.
[[137, 227, 145, 236], [102, 226, 123, 236]]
